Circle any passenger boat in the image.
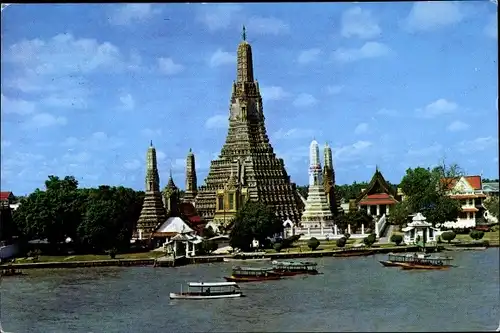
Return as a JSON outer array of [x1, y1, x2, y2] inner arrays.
[[271, 260, 320, 276], [169, 282, 243, 299], [1, 268, 24, 277], [380, 253, 454, 270], [335, 248, 375, 257], [224, 266, 281, 282]]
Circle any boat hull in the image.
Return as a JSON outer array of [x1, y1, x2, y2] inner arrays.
[[379, 260, 404, 267], [224, 275, 281, 282], [169, 292, 243, 300], [336, 251, 374, 257], [399, 263, 452, 270], [272, 270, 319, 276]]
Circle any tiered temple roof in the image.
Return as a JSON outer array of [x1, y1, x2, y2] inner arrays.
[[135, 142, 167, 240], [194, 27, 303, 224], [356, 167, 399, 206]]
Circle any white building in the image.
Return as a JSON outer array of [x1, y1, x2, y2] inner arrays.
[[402, 213, 439, 245]]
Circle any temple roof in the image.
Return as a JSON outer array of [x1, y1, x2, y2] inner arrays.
[[156, 217, 194, 234], [359, 193, 398, 206], [356, 168, 398, 203], [441, 175, 482, 190], [166, 171, 178, 189]]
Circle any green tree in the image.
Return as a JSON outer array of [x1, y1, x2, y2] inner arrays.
[[399, 162, 462, 226], [229, 202, 282, 251], [440, 231, 456, 244], [307, 237, 320, 250], [0, 206, 18, 241], [483, 196, 499, 220], [388, 202, 411, 227], [273, 242, 283, 252], [390, 234, 403, 246]]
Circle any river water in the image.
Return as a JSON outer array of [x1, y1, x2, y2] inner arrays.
[[1, 249, 498, 332]]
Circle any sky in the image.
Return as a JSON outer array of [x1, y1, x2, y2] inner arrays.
[[1, 2, 498, 195]]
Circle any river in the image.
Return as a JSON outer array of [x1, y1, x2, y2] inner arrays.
[[1, 249, 498, 332]]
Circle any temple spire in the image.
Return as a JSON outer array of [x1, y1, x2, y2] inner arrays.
[[242, 25, 246, 41], [150, 140, 153, 147], [236, 26, 254, 83]]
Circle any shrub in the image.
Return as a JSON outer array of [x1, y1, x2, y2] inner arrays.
[[440, 231, 456, 244], [363, 233, 376, 247], [390, 234, 403, 246], [273, 242, 283, 252], [491, 224, 499, 232], [201, 240, 219, 254], [483, 240, 490, 247], [108, 247, 118, 259], [336, 237, 347, 248], [307, 237, 320, 251], [281, 235, 302, 249], [469, 230, 485, 241], [344, 233, 351, 240]]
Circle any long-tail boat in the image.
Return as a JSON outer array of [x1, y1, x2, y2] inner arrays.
[[380, 253, 454, 270], [224, 266, 281, 282], [271, 260, 320, 276]]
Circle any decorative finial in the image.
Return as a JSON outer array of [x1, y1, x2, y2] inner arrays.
[[376, 165, 379, 172], [150, 140, 153, 147], [169, 168, 173, 178], [189, 148, 192, 153], [242, 25, 246, 41]]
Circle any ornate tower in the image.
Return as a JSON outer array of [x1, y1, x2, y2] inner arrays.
[[323, 143, 342, 216], [135, 141, 167, 240], [163, 171, 180, 216], [194, 27, 303, 228], [183, 149, 198, 203], [301, 140, 334, 227]]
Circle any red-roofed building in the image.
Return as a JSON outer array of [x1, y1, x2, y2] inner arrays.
[[356, 168, 401, 216], [442, 175, 487, 228], [0, 192, 14, 208]]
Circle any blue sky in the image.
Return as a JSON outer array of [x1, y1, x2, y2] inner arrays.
[[1, 2, 498, 195]]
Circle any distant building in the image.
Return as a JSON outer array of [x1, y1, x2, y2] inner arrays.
[[482, 182, 499, 197], [0, 192, 15, 209], [441, 175, 487, 228]]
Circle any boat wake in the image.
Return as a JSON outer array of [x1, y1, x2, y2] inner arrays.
[[0, 321, 12, 333]]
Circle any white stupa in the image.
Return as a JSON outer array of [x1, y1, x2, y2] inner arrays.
[[300, 140, 334, 228]]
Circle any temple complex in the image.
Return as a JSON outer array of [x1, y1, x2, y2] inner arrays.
[[194, 27, 303, 231], [355, 167, 400, 217], [134, 142, 167, 240], [300, 140, 335, 228], [323, 143, 343, 217], [183, 149, 198, 204]]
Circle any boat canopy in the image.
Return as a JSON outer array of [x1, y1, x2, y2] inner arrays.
[[188, 282, 238, 287], [232, 266, 274, 271]]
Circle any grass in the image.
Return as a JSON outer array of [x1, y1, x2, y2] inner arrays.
[[11, 251, 165, 263], [452, 229, 499, 246], [265, 238, 401, 254]]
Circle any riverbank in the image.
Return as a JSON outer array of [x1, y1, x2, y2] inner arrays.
[[0, 245, 427, 270]]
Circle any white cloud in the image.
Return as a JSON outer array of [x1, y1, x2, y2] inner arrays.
[[63, 151, 92, 164], [196, 4, 242, 31], [1, 94, 36, 115], [416, 98, 458, 118], [109, 4, 161, 26], [246, 16, 290, 35], [325, 85, 344, 95], [354, 122, 369, 135], [158, 57, 184, 75], [485, 14, 498, 39], [341, 7, 381, 39], [260, 86, 291, 101], [377, 108, 399, 117], [272, 128, 319, 141], [334, 141, 373, 162], [2, 140, 12, 147], [404, 2, 463, 32], [297, 48, 322, 64], [119, 94, 135, 111], [23, 113, 67, 129], [332, 42, 391, 63], [407, 143, 443, 157], [61, 132, 123, 151], [447, 120, 469, 132], [141, 128, 162, 137], [124, 159, 142, 170], [156, 150, 167, 161], [209, 49, 236, 67], [205, 114, 228, 129], [457, 136, 498, 153], [293, 93, 317, 108]]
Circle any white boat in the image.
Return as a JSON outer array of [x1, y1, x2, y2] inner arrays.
[[169, 281, 243, 300]]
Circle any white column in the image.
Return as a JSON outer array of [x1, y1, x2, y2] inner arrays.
[[348, 224, 352, 234], [361, 224, 365, 235], [376, 205, 380, 216], [375, 221, 379, 237], [386, 205, 389, 216], [334, 225, 338, 236], [321, 224, 324, 235], [367, 206, 371, 215], [191, 242, 196, 257]]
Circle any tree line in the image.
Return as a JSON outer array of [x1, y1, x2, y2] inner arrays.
[[6, 175, 144, 254]]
